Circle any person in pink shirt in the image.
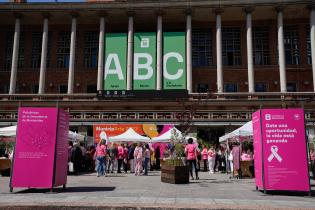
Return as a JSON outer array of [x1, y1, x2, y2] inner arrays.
[[207, 146, 216, 174], [123, 144, 128, 173], [94, 140, 107, 177], [134, 143, 143, 176], [201, 145, 208, 172], [185, 138, 200, 180], [143, 144, 151, 175], [310, 149, 315, 180], [241, 149, 253, 161], [117, 144, 124, 173]]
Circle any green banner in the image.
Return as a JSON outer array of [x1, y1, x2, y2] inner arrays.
[[163, 32, 186, 89], [133, 32, 156, 90], [104, 33, 127, 90]]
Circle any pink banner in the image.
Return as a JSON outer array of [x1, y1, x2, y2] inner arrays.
[[253, 109, 310, 192], [54, 109, 69, 187], [11, 108, 69, 189], [252, 111, 263, 190]]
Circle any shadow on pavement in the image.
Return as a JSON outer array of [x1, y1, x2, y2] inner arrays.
[[15, 186, 115, 194], [257, 190, 315, 197]]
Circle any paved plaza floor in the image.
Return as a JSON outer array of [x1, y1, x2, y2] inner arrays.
[[0, 171, 315, 210]]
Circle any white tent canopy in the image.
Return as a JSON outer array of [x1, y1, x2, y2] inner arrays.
[[109, 128, 150, 142], [68, 130, 85, 142], [151, 127, 183, 143], [0, 125, 85, 141], [219, 121, 253, 143], [0, 126, 16, 137]]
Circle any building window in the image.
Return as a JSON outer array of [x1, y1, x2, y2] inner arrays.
[[287, 82, 297, 92], [192, 29, 212, 67], [87, 85, 97, 93], [284, 26, 300, 65], [255, 82, 267, 92], [57, 32, 71, 68], [4, 32, 25, 70], [59, 85, 68, 94], [31, 32, 52, 69], [15, 84, 20, 94], [306, 26, 311, 65], [84, 32, 98, 69], [31, 84, 39, 94], [196, 83, 209, 93], [222, 27, 241, 66], [253, 27, 270, 65], [31, 33, 41, 69], [224, 83, 238, 92], [0, 84, 9, 94]]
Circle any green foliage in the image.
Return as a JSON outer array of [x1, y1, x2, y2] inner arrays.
[[165, 128, 185, 166]]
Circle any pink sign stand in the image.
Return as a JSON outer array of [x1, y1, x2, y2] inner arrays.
[[253, 109, 310, 194], [10, 107, 69, 192]]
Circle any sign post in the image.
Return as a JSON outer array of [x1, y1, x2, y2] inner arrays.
[[253, 109, 310, 194], [10, 107, 69, 192]]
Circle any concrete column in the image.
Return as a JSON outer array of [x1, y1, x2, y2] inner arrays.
[[246, 8, 254, 93], [127, 15, 134, 90], [157, 15, 162, 90], [310, 7, 315, 92], [215, 9, 223, 93], [38, 16, 49, 94], [9, 16, 21, 94], [186, 11, 192, 94], [277, 7, 287, 92], [67, 15, 77, 94], [97, 16, 105, 91]]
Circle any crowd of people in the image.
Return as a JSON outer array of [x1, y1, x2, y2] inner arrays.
[[67, 138, 257, 180], [68, 140, 163, 177], [184, 140, 255, 180]]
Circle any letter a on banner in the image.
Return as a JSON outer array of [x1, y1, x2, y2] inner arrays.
[[133, 32, 156, 90], [163, 32, 186, 89], [104, 33, 127, 90]]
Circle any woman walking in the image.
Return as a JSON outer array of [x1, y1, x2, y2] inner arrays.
[[117, 144, 124, 173], [94, 141, 107, 177], [134, 143, 143, 176], [207, 146, 216, 174], [143, 144, 151, 175], [185, 138, 200, 180], [201, 145, 208, 171]]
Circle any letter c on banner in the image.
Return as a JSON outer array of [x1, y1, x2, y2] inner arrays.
[[163, 52, 183, 80]]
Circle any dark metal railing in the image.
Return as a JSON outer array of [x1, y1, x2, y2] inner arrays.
[[0, 92, 314, 101]]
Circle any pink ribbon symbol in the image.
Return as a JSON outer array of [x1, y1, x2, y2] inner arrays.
[[267, 145, 282, 162]]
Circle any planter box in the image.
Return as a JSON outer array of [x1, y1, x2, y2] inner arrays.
[[161, 162, 189, 184]]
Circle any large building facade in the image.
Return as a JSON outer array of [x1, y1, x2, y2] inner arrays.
[[0, 0, 315, 140]]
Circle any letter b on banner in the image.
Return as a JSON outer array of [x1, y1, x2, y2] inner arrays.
[[133, 32, 156, 90], [163, 32, 186, 89]]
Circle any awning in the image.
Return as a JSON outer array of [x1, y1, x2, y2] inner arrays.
[[0, 125, 85, 142], [109, 128, 150, 143], [219, 121, 253, 143], [151, 128, 183, 143]]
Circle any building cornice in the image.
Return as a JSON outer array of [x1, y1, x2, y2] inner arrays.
[[0, 0, 312, 12]]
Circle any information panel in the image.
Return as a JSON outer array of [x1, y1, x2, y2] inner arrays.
[[54, 109, 69, 187], [252, 111, 263, 190], [11, 107, 69, 190], [163, 32, 186, 89], [253, 109, 310, 192], [104, 33, 127, 90], [133, 32, 156, 90]]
